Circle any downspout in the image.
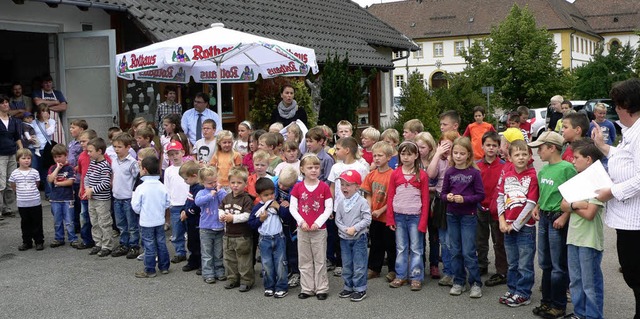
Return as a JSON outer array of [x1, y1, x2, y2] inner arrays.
[[27, 0, 127, 11], [570, 29, 576, 72]]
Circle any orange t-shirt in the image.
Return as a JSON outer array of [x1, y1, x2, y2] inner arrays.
[[246, 173, 268, 205], [360, 168, 394, 223], [209, 151, 242, 187], [463, 122, 496, 160]]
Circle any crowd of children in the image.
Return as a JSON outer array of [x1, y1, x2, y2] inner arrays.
[[7, 90, 609, 318]]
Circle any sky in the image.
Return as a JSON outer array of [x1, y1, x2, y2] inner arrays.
[[352, 0, 403, 8]]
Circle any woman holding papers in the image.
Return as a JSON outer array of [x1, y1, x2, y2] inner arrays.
[[592, 78, 640, 319]]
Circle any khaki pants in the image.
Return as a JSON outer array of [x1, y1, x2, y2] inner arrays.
[[88, 199, 113, 250], [223, 235, 254, 286], [298, 228, 328, 295], [0, 154, 17, 214]]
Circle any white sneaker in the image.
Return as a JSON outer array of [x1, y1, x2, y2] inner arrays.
[[137, 252, 144, 261], [450, 284, 468, 296], [469, 284, 483, 298], [333, 266, 342, 277], [288, 273, 300, 287]]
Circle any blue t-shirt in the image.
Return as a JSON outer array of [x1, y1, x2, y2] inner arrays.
[[388, 155, 399, 170], [48, 164, 75, 200], [33, 89, 67, 103]]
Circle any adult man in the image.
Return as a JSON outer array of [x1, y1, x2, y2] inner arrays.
[[33, 74, 67, 144], [155, 85, 182, 136], [8, 82, 33, 119], [181, 92, 222, 146], [547, 95, 563, 132]]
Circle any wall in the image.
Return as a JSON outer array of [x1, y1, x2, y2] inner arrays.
[[0, 1, 111, 33]]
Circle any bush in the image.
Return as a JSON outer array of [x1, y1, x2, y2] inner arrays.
[[250, 77, 315, 129]]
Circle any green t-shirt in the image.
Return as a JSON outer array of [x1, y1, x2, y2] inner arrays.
[[537, 161, 576, 212], [567, 198, 604, 251]]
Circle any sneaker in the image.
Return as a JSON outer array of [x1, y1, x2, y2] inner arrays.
[[137, 252, 144, 261], [111, 245, 129, 257], [18, 243, 33, 251], [69, 241, 80, 248], [333, 267, 342, 277], [161, 269, 169, 274], [532, 303, 552, 316], [97, 249, 111, 257], [135, 271, 157, 278], [196, 269, 202, 276], [205, 277, 216, 284], [50, 240, 65, 248], [499, 291, 514, 304], [326, 260, 336, 271], [506, 294, 531, 307], [216, 275, 227, 281], [288, 273, 300, 288], [75, 242, 94, 250], [350, 291, 367, 302], [541, 307, 565, 319], [182, 264, 198, 272], [484, 274, 507, 287], [385, 271, 397, 282], [469, 284, 483, 298], [171, 255, 186, 263], [563, 314, 580, 319], [35, 243, 44, 251], [274, 291, 288, 298], [430, 265, 441, 279], [239, 284, 252, 292], [89, 246, 102, 255], [389, 278, 407, 288], [126, 247, 140, 259], [367, 269, 380, 279], [438, 275, 454, 286], [449, 284, 468, 296], [338, 289, 353, 298], [264, 289, 274, 297]]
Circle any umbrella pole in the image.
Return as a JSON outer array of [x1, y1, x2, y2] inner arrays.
[[216, 61, 223, 124]]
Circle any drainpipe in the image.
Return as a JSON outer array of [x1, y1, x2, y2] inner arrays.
[[26, 0, 127, 11], [570, 29, 576, 71]]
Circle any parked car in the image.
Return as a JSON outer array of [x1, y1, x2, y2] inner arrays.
[[583, 98, 621, 133], [571, 100, 587, 111], [529, 108, 547, 140]]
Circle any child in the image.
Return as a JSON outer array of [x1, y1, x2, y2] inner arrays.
[[381, 128, 400, 169], [170, 132, 194, 162], [258, 132, 283, 175], [415, 132, 436, 173], [587, 103, 616, 146], [497, 140, 539, 307], [248, 177, 290, 298], [209, 130, 242, 190], [387, 142, 430, 291], [363, 142, 396, 282], [360, 127, 380, 166], [164, 141, 190, 263], [194, 119, 217, 165], [476, 131, 508, 286], [561, 112, 589, 163], [402, 119, 423, 142], [528, 131, 577, 319], [219, 166, 255, 292], [463, 106, 496, 160], [66, 119, 87, 232], [106, 127, 137, 162], [269, 122, 284, 133], [161, 114, 183, 169], [234, 120, 252, 156], [131, 156, 171, 278], [555, 100, 574, 133], [561, 140, 605, 319], [517, 106, 532, 141], [21, 112, 40, 157], [305, 126, 334, 182], [273, 166, 301, 288], [84, 137, 114, 257], [9, 149, 44, 251], [289, 154, 333, 300], [194, 166, 228, 283], [247, 150, 272, 202], [179, 161, 205, 272], [415, 132, 440, 278], [441, 137, 485, 298], [243, 129, 266, 174], [135, 127, 155, 155], [75, 129, 100, 250], [335, 170, 371, 302], [336, 120, 353, 139], [47, 144, 77, 247], [110, 133, 141, 259], [439, 110, 461, 134], [285, 122, 303, 146], [128, 116, 148, 152], [274, 140, 301, 177]]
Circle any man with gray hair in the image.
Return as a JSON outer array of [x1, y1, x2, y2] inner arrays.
[[547, 95, 564, 132]]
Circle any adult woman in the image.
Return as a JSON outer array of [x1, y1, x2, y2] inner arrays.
[[32, 103, 56, 198], [593, 78, 640, 319], [271, 84, 308, 127]]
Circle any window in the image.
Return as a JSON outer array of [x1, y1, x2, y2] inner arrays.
[[414, 44, 423, 58], [395, 75, 404, 87], [454, 41, 465, 56], [433, 42, 443, 57], [416, 73, 424, 84], [394, 51, 402, 59]]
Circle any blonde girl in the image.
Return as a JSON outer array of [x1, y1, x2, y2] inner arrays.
[[209, 130, 242, 190], [386, 141, 430, 291], [234, 120, 252, 156], [440, 137, 485, 298]]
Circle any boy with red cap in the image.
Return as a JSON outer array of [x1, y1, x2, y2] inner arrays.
[[335, 170, 372, 302], [164, 141, 190, 263]]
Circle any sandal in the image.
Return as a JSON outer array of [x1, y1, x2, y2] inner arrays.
[[389, 278, 407, 288], [410, 280, 423, 291]]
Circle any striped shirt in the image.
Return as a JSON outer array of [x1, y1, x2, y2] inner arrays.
[[8, 168, 41, 207], [84, 159, 113, 201], [605, 118, 640, 230]]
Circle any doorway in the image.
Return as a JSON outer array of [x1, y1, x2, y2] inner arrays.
[[0, 30, 50, 96]]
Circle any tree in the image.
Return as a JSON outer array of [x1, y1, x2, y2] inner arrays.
[[433, 72, 487, 130], [395, 70, 440, 136], [249, 77, 314, 129], [572, 43, 637, 99]]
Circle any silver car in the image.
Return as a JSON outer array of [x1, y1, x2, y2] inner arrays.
[[528, 108, 547, 140]]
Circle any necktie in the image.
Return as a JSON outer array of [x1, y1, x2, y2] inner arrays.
[[196, 113, 203, 141]]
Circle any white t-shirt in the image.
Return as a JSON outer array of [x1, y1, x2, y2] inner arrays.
[[164, 165, 190, 206], [274, 160, 301, 178], [194, 138, 217, 164]]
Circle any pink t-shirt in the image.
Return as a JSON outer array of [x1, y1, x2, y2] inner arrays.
[[290, 181, 332, 229]]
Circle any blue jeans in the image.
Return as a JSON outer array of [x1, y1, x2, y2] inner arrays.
[[340, 233, 368, 292], [113, 198, 140, 248], [394, 214, 424, 281], [447, 213, 482, 286], [80, 200, 94, 246], [170, 206, 186, 256], [200, 229, 225, 279], [538, 212, 568, 309], [504, 226, 536, 298], [259, 233, 288, 292], [439, 227, 452, 276], [50, 201, 77, 242], [568, 244, 604, 319], [141, 225, 170, 274]]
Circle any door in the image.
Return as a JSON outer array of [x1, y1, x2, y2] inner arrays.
[[58, 30, 117, 140]]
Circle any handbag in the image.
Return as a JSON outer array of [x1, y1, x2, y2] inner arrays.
[[35, 121, 57, 170]]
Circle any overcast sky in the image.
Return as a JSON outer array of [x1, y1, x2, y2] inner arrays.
[[352, 0, 403, 8]]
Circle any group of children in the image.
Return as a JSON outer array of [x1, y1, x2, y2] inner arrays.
[[9, 100, 606, 317]]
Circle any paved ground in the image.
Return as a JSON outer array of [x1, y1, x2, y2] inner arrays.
[[0, 155, 634, 318]]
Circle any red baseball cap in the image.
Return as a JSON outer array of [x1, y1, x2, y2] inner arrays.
[[338, 170, 362, 185], [166, 141, 183, 152]]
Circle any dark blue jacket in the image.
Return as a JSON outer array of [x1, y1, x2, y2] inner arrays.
[[0, 116, 22, 155]]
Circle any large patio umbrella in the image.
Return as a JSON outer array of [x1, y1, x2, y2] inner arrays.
[[116, 23, 318, 117]]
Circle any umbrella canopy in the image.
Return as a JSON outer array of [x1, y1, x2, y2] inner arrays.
[[116, 23, 318, 116]]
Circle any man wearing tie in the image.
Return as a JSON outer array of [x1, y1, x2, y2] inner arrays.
[[181, 92, 222, 148]]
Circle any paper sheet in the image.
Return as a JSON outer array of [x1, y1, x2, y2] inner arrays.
[[558, 160, 613, 203]]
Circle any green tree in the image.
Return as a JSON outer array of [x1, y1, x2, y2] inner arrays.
[[433, 72, 487, 130], [249, 77, 315, 129], [572, 43, 637, 99], [395, 70, 440, 137]]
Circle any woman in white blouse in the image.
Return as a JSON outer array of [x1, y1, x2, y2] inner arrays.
[[32, 103, 56, 198], [592, 78, 640, 319]]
